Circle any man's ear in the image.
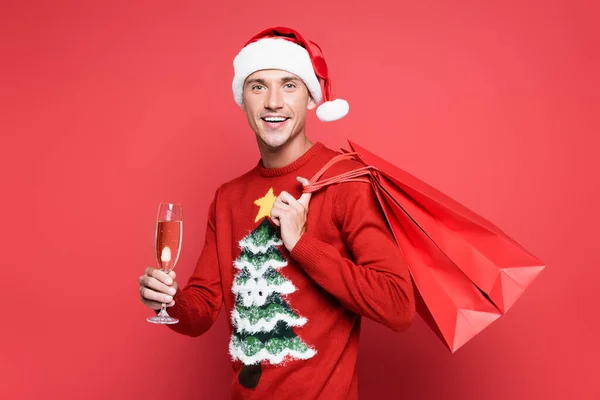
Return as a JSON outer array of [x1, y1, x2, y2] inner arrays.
[[241, 93, 247, 112], [307, 96, 317, 110]]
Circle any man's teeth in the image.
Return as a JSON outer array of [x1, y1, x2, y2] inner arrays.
[[264, 117, 287, 122]]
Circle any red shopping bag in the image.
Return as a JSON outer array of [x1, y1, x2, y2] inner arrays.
[[304, 140, 545, 352]]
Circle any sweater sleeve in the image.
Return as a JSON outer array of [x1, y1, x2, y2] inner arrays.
[[290, 180, 415, 332], [166, 193, 223, 337]]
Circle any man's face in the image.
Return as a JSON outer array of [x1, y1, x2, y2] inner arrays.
[[242, 69, 317, 149]]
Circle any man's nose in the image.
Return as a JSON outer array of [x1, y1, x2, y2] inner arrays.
[[265, 88, 283, 110]]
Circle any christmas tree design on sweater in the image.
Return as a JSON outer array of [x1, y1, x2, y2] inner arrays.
[[229, 189, 316, 371]]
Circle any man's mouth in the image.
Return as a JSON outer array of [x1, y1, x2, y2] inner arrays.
[[261, 116, 290, 128]]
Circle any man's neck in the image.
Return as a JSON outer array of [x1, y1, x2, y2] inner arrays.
[[259, 136, 314, 169]]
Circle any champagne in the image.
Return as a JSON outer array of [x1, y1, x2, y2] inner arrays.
[[155, 220, 182, 272], [148, 203, 182, 325]]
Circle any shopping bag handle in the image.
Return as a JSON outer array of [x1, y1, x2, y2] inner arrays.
[[303, 151, 377, 193]]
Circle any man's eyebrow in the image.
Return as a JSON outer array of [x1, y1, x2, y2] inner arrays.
[[245, 76, 301, 86], [280, 76, 301, 83], [245, 78, 266, 86]]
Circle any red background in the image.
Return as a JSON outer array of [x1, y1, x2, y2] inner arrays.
[[1, 0, 598, 399]]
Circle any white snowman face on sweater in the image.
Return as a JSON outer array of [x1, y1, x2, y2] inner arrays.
[[242, 69, 316, 151], [240, 277, 270, 307]]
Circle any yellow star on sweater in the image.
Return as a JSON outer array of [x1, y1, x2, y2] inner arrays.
[[254, 187, 277, 222]]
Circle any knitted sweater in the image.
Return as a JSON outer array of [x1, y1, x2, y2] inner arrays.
[[167, 141, 415, 399]]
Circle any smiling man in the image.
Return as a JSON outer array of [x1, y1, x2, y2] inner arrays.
[[243, 70, 316, 161], [139, 26, 415, 399]]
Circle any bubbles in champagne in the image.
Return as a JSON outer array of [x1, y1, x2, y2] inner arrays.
[[155, 221, 182, 272]]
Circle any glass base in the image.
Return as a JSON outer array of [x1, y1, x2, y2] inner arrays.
[[147, 308, 179, 324]]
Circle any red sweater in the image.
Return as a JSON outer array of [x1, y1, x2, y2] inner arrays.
[[167, 141, 415, 399]]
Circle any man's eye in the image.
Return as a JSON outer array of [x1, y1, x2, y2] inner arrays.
[[284, 83, 296, 89], [252, 85, 264, 90]]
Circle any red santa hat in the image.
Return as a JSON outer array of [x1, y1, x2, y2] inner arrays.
[[232, 27, 349, 122]]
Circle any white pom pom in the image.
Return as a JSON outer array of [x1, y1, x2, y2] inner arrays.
[[316, 99, 349, 122]]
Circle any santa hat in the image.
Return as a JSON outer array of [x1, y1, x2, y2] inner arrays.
[[232, 27, 349, 122]]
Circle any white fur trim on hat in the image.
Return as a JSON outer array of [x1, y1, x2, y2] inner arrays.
[[316, 99, 349, 122], [232, 38, 323, 106]]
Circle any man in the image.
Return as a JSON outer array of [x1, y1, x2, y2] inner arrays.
[[139, 26, 415, 399]]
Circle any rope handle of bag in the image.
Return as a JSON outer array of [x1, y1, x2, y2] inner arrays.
[[302, 151, 379, 193]]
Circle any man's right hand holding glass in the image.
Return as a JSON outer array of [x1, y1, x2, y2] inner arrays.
[[139, 267, 178, 310]]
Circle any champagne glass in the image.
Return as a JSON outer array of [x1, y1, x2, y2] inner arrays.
[[147, 203, 182, 324]]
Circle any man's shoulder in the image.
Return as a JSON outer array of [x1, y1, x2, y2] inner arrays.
[[223, 168, 256, 187], [211, 165, 259, 201]]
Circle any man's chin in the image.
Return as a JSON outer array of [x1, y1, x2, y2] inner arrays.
[[258, 133, 291, 149]]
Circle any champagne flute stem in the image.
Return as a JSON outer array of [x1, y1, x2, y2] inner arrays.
[[157, 267, 169, 318]]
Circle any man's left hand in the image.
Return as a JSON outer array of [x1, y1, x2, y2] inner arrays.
[[270, 176, 312, 252]]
